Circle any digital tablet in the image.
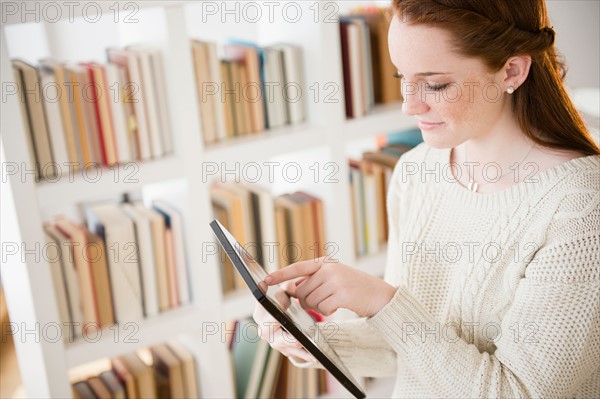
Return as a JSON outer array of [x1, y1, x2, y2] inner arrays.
[[209, 219, 366, 399]]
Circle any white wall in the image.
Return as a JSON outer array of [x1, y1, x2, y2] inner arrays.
[[547, 0, 600, 89]]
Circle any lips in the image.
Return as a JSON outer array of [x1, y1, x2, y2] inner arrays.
[[418, 120, 445, 130]]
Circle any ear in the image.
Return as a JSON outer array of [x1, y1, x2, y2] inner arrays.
[[500, 55, 532, 91]]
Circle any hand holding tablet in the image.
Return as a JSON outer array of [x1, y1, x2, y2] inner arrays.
[[209, 219, 366, 399]]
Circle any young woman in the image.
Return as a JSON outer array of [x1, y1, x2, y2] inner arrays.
[[253, 0, 600, 397]]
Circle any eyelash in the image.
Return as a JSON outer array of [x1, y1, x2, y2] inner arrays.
[[392, 73, 450, 92], [426, 83, 450, 92]]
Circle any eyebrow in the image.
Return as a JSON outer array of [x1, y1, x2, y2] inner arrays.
[[396, 72, 451, 79]]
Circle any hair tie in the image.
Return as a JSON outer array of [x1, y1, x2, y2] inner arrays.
[[541, 26, 555, 40]]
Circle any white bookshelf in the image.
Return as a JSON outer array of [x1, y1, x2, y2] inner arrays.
[[0, 1, 415, 398]]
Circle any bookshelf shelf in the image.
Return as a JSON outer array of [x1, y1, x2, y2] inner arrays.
[[221, 289, 256, 322], [65, 305, 201, 369], [344, 102, 416, 141], [203, 123, 326, 164], [34, 156, 185, 213]]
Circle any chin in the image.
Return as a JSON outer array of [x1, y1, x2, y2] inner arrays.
[[420, 129, 456, 149]]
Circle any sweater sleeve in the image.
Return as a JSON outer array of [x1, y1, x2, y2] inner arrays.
[[289, 318, 398, 378], [366, 233, 600, 398]]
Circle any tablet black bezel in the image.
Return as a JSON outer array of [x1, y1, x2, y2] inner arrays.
[[210, 219, 366, 399]]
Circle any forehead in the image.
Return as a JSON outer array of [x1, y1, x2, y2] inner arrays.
[[387, 16, 476, 75]]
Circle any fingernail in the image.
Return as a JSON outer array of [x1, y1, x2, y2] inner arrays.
[[264, 276, 273, 284], [308, 356, 318, 363]]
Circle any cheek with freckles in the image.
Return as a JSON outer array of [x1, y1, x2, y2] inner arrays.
[[442, 75, 497, 135]]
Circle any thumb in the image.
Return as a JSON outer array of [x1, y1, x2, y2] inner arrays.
[[280, 280, 298, 297]]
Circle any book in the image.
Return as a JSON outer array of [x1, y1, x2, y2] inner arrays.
[[153, 201, 190, 306], [149, 49, 174, 154], [376, 127, 423, 148], [210, 184, 249, 290], [224, 42, 266, 133], [220, 60, 236, 138], [360, 162, 379, 254], [192, 40, 219, 144], [352, 9, 402, 104], [43, 227, 73, 342], [212, 201, 236, 292], [76, 63, 103, 165], [274, 206, 289, 268], [54, 217, 99, 336], [121, 202, 161, 317], [257, 345, 282, 398], [39, 58, 80, 168], [104, 63, 134, 163], [269, 43, 306, 125], [118, 353, 157, 399], [219, 183, 257, 260], [349, 160, 367, 256], [286, 192, 319, 261], [107, 48, 151, 160], [242, 184, 278, 271], [131, 203, 170, 311], [347, 16, 374, 114], [275, 194, 308, 262], [72, 381, 96, 399], [99, 370, 126, 399], [39, 64, 69, 171], [87, 62, 119, 165], [345, 19, 366, 118], [110, 357, 137, 399], [291, 191, 326, 258], [85, 203, 144, 323], [87, 376, 112, 399], [12, 59, 56, 180], [127, 46, 165, 158], [229, 60, 250, 136], [263, 47, 288, 128], [151, 344, 186, 399], [167, 339, 200, 399], [230, 319, 268, 398], [65, 64, 96, 167], [86, 231, 116, 328], [80, 62, 109, 166], [339, 21, 355, 118], [43, 223, 83, 340]]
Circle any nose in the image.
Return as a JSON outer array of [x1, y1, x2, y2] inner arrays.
[[401, 82, 430, 116]]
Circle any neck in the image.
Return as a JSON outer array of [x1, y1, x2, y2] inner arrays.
[[454, 108, 536, 187]]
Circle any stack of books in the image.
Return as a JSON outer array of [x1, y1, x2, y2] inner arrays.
[[191, 40, 305, 145], [44, 199, 189, 341], [228, 318, 329, 399], [11, 46, 172, 181], [339, 6, 403, 119], [350, 128, 422, 257], [70, 340, 199, 399], [210, 183, 326, 293]]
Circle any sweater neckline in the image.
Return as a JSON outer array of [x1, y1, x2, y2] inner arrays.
[[439, 147, 600, 208]]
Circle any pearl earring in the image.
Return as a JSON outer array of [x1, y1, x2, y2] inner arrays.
[[507, 86, 515, 94]]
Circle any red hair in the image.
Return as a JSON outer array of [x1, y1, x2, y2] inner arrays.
[[391, 0, 600, 156]]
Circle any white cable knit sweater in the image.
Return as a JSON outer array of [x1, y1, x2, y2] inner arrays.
[[300, 144, 600, 398]]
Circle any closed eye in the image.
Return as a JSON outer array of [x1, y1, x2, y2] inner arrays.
[[426, 83, 450, 91]]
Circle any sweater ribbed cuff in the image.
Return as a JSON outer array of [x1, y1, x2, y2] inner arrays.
[[366, 286, 436, 355]]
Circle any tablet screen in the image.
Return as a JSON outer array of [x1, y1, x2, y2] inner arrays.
[[210, 219, 366, 399]]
